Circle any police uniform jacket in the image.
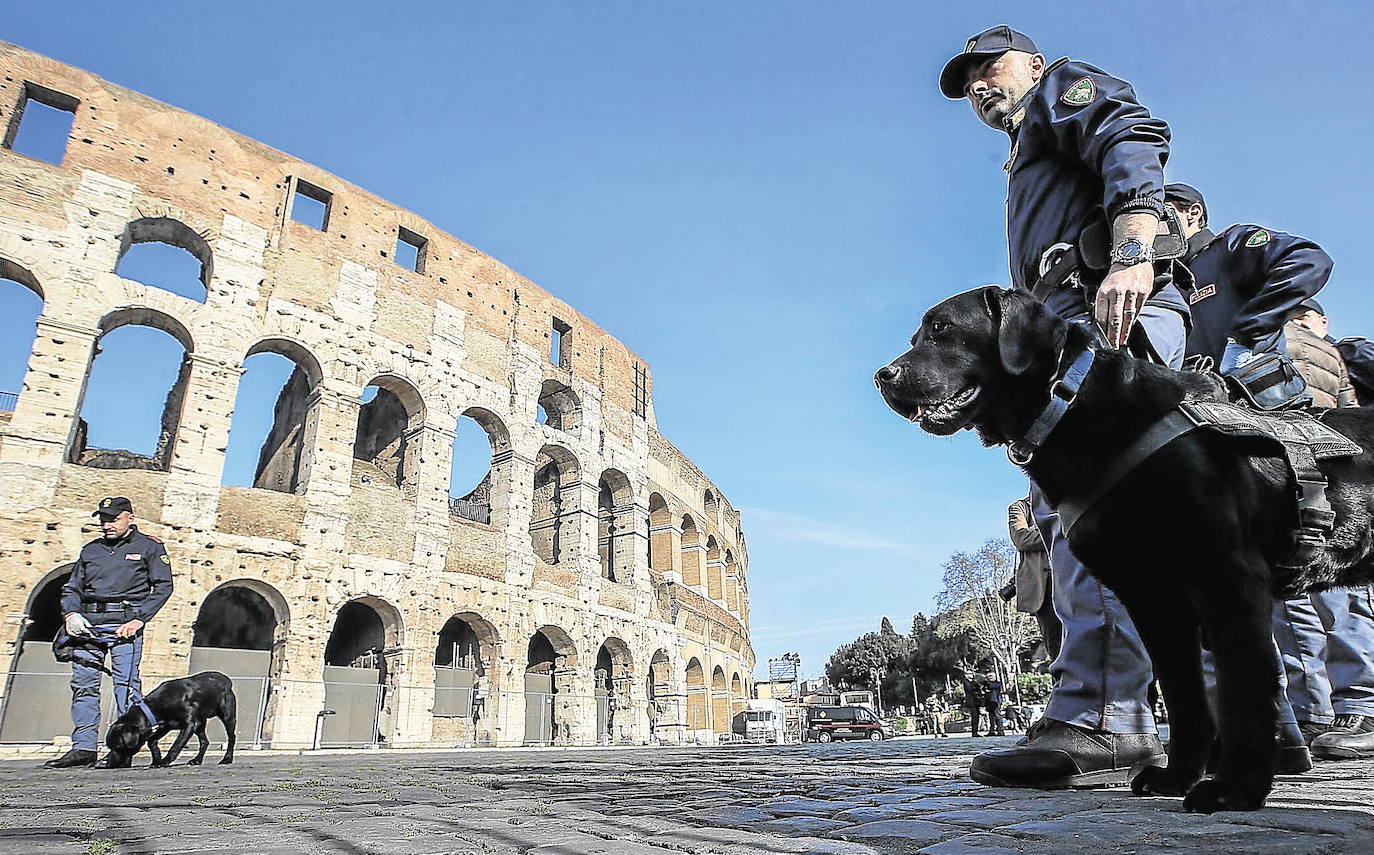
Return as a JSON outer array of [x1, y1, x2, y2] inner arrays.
[[1004, 58, 1186, 320], [1182, 226, 1333, 362], [59, 526, 173, 622], [1284, 321, 1358, 408], [1336, 337, 1374, 404], [1008, 498, 1049, 615]]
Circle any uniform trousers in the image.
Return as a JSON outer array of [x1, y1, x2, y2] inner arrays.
[[69, 616, 144, 752], [1274, 586, 1374, 721], [1030, 305, 1185, 733]]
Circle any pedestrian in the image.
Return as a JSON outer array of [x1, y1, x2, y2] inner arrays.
[[1166, 182, 1332, 373], [938, 25, 1176, 788], [1009, 495, 1060, 661], [983, 673, 1006, 737], [1168, 182, 1332, 773], [43, 497, 174, 769], [1276, 302, 1374, 760], [955, 667, 984, 737]]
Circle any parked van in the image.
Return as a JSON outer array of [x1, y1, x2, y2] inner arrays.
[[732, 699, 787, 743], [805, 704, 894, 743]]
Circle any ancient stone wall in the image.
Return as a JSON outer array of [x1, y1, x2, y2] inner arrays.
[[0, 42, 752, 749]]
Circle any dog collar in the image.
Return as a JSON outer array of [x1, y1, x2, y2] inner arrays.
[[136, 699, 158, 728], [1008, 347, 1096, 465]]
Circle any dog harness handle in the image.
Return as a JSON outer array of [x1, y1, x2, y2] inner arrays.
[[135, 698, 158, 728]]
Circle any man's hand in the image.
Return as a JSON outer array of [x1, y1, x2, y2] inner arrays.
[[64, 612, 92, 637], [115, 619, 144, 639], [1094, 262, 1154, 348]]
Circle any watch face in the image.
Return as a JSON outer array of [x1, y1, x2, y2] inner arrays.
[[1117, 241, 1142, 261]]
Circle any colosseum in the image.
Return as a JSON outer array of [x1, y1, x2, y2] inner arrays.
[[0, 42, 753, 750]]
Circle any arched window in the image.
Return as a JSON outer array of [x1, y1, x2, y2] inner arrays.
[[647, 493, 672, 576], [711, 666, 729, 734], [223, 340, 323, 493], [706, 536, 723, 601], [353, 375, 424, 491], [598, 469, 632, 583], [685, 658, 708, 732], [0, 260, 44, 413], [449, 408, 510, 526], [115, 217, 212, 302], [680, 514, 701, 587], [536, 379, 580, 432], [530, 445, 578, 565], [69, 311, 193, 471]]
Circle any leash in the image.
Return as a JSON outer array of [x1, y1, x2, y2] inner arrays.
[[1007, 347, 1097, 465]]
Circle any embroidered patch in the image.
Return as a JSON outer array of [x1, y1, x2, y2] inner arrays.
[[100, 498, 112, 508], [160, 554, 170, 564], [966, 37, 978, 53], [1061, 77, 1096, 106], [1190, 284, 1217, 304], [124, 553, 142, 560], [1246, 229, 1271, 247]]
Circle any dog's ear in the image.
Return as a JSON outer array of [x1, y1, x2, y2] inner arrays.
[[982, 287, 1042, 376]]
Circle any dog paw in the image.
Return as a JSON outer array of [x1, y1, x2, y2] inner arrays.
[[1182, 778, 1269, 813], [217, 759, 233, 765], [1131, 764, 1201, 797], [187, 758, 202, 766]]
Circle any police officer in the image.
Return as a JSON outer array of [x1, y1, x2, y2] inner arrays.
[[42, 497, 173, 768], [1166, 183, 1333, 372], [940, 25, 1180, 788], [1276, 303, 1374, 760]]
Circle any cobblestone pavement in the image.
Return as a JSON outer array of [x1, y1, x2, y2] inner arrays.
[[2, 736, 1373, 855]]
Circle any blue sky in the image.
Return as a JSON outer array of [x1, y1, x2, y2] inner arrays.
[[3, 2, 1373, 681]]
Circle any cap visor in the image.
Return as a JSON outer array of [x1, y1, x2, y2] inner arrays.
[[939, 52, 996, 99], [93, 511, 118, 519]]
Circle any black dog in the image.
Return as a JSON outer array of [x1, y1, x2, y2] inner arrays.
[[104, 670, 237, 768], [875, 287, 1374, 813]]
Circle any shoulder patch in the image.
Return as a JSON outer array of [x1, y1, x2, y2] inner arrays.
[[160, 554, 170, 564], [1190, 284, 1216, 304], [1246, 229, 1271, 247], [1061, 77, 1096, 107]]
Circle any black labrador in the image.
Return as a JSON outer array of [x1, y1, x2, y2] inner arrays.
[[875, 286, 1374, 813], [104, 670, 237, 768]]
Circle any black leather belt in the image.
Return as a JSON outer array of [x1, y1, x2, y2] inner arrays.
[[81, 600, 140, 614]]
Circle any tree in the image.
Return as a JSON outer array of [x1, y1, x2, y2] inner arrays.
[[934, 538, 1038, 702], [824, 617, 914, 706]]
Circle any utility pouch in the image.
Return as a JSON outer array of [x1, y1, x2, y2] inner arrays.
[[1077, 205, 1188, 272], [1224, 351, 1312, 411]]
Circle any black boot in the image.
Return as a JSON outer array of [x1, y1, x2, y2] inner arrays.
[[1311, 714, 1374, 760], [969, 719, 1165, 789], [42, 749, 97, 769]]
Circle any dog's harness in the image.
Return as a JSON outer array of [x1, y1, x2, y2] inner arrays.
[[135, 699, 158, 728], [1007, 348, 1362, 567]]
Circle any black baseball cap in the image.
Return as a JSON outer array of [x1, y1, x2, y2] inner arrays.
[[1299, 299, 1326, 316], [1164, 183, 1208, 224], [939, 26, 1039, 99], [93, 496, 133, 518]]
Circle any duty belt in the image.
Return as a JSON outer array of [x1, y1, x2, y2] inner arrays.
[[81, 600, 142, 614]]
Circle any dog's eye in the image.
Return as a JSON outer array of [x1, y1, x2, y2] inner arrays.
[[929, 320, 953, 336]]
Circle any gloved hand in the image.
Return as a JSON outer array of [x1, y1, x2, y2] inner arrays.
[[64, 612, 93, 637], [1220, 338, 1259, 375]]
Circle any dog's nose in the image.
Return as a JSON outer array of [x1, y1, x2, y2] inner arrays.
[[875, 364, 902, 387]]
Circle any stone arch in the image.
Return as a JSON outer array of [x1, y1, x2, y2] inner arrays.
[[680, 514, 702, 587], [684, 657, 708, 733], [647, 492, 673, 577], [730, 671, 745, 717], [724, 549, 739, 613], [706, 535, 723, 601], [353, 373, 426, 491], [530, 444, 579, 566], [525, 625, 578, 744], [449, 407, 512, 528], [0, 565, 76, 743], [226, 338, 326, 493], [536, 379, 580, 432], [704, 488, 719, 523], [116, 216, 213, 302], [433, 612, 500, 727], [68, 308, 195, 470], [0, 258, 45, 410], [711, 665, 729, 734], [646, 648, 673, 742], [597, 468, 633, 583], [321, 596, 404, 747], [191, 580, 291, 746], [594, 636, 633, 744], [0, 257, 43, 301]]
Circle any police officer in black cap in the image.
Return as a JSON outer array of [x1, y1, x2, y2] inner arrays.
[[939, 25, 1181, 791], [1166, 182, 1333, 372], [43, 497, 173, 768]]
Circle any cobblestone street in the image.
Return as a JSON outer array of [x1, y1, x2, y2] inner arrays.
[[3, 736, 1373, 855]]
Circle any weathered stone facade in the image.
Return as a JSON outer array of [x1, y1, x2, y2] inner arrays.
[[0, 42, 752, 749]]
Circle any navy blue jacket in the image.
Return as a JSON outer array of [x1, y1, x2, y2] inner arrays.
[[1183, 225, 1333, 361], [60, 526, 173, 622], [1005, 58, 1186, 319]]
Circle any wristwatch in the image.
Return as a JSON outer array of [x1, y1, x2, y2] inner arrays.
[[1110, 237, 1156, 267]]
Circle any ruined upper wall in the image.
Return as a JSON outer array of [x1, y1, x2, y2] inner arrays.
[[0, 41, 656, 425]]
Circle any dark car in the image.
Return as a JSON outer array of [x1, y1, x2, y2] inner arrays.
[[804, 705, 894, 743]]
